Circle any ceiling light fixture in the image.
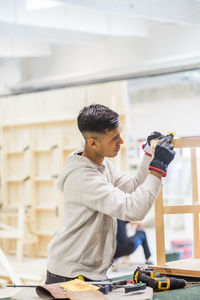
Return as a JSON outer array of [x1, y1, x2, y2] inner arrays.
[[26, 0, 62, 11]]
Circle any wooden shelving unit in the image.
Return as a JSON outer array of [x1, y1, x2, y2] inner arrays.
[[0, 81, 129, 257], [0, 117, 82, 256]]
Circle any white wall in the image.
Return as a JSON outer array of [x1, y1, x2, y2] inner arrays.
[[1, 22, 200, 96], [21, 24, 200, 82], [24, 37, 142, 81], [128, 82, 200, 140]]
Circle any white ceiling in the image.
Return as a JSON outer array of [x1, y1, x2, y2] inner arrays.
[[1, 0, 200, 57]]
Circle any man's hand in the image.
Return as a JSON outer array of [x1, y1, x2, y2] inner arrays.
[[142, 131, 165, 156], [149, 134, 176, 177]]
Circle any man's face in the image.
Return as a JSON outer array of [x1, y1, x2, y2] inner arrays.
[[95, 126, 124, 158]]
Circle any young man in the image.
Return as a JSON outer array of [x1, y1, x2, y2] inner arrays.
[[46, 104, 175, 283]]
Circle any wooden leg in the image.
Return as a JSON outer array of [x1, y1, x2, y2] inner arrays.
[[191, 148, 200, 258], [155, 190, 166, 266]]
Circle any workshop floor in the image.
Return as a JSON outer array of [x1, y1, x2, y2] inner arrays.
[[0, 228, 190, 298]]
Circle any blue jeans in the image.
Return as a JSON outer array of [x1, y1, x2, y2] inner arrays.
[[114, 220, 151, 260]]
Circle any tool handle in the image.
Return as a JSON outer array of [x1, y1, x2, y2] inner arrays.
[[137, 272, 158, 290], [125, 283, 146, 293], [112, 279, 127, 286]]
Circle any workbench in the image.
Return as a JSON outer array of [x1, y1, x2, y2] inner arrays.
[[2, 274, 200, 300], [2, 284, 200, 300], [1, 286, 153, 300]]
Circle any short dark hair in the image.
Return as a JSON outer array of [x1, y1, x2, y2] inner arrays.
[[77, 104, 119, 133]]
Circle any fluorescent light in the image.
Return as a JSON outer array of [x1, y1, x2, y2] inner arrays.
[[26, 0, 62, 10]]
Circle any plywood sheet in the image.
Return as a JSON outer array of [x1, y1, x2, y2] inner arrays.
[[151, 258, 200, 277]]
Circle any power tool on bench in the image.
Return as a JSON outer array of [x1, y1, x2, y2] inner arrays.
[[134, 267, 186, 292]]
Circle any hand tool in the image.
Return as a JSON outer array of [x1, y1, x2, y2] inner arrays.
[[7, 284, 37, 288], [134, 267, 186, 291], [90, 278, 146, 294]]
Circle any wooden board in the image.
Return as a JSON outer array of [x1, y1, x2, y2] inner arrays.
[[150, 258, 200, 278]]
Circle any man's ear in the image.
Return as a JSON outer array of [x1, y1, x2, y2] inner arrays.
[[88, 138, 97, 150]]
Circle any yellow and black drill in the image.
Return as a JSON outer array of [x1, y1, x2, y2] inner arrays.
[[134, 267, 186, 292]]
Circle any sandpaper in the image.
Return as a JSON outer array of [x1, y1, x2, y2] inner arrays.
[[60, 279, 99, 292]]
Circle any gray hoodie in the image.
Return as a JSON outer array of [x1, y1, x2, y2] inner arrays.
[[47, 150, 161, 280]]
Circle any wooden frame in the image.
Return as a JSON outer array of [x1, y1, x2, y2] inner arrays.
[[151, 137, 200, 277]]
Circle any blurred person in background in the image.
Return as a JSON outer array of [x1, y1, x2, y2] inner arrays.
[[114, 219, 152, 264]]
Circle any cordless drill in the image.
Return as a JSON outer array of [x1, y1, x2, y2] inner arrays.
[[134, 267, 186, 292]]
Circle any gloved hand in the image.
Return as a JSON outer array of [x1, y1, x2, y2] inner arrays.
[[149, 134, 176, 177], [142, 131, 165, 156]]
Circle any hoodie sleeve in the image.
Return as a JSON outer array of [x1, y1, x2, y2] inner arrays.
[[75, 168, 161, 221], [107, 154, 152, 194]]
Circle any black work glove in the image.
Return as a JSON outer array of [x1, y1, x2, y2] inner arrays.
[[142, 131, 165, 156], [149, 134, 176, 177]]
